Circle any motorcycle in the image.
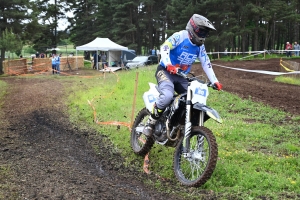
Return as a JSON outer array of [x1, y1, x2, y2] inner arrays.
[[130, 71, 222, 187]]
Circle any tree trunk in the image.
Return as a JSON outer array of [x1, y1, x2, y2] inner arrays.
[[0, 48, 5, 74]]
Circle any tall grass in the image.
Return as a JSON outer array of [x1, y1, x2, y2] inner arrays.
[[0, 80, 7, 119], [65, 66, 300, 199], [275, 76, 300, 85]]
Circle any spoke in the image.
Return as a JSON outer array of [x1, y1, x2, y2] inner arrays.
[[180, 134, 209, 181]]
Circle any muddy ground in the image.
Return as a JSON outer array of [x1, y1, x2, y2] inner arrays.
[[0, 58, 299, 199]]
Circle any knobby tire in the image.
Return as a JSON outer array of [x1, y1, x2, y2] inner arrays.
[[130, 108, 154, 157], [173, 126, 218, 187]]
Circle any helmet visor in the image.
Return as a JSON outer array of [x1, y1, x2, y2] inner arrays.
[[194, 27, 210, 38]]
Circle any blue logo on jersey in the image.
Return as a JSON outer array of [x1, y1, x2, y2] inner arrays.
[[195, 88, 207, 97], [177, 52, 197, 65]]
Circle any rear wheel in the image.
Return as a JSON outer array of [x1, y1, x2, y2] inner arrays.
[[130, 108, 155, 157], [173, 126, 218, 187]]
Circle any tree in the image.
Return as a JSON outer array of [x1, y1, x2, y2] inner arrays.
[[0, 28, 23, 53], [29, 0, 70, 52], [0, 0, 30, 74]]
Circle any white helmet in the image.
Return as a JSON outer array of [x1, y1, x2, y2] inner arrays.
[[186, 14, 216, 46]]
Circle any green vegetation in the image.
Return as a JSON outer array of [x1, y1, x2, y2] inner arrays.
[[64, 65, 299, 199], [0, 165, 17, 199], [0, 80, 7, 119], [0, 80, 7, 100], [0, 81, 17, 198], [275, 76, 300, 86]]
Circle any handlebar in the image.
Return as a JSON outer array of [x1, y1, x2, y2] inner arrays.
[[177, 71, 218, 90]]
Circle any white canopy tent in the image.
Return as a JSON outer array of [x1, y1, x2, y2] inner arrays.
[[76, 37, 128, 70]]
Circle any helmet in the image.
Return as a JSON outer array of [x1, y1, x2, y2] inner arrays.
[[186, 14, 216, 46]]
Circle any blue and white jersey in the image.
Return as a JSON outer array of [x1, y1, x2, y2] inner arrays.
[[160, 30, 218, 83], [56, 55, 60, 65]]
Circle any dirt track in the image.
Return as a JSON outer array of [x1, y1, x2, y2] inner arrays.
[[210, 58, 300, 116], [0, 58, 299, 199]]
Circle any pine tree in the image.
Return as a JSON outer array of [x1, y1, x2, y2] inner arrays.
[[0, 0, 30, 74]]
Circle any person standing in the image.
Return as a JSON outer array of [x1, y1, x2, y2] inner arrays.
[[56, 53, 61, 74], [285, 42, 292, 57], [224, 48, 228, 57], [51, 54, 57, 74], [156, 48, 161, 62], [294, 42, 300, 57], [92, 52, 98, 69], [151, 48, 156, 55], [101, 52, 107, 69]]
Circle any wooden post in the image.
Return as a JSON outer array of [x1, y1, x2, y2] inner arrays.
[[131, 72, 139, 128]]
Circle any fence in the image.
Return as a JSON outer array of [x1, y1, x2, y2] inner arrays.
[[2, 56, 84, 75]]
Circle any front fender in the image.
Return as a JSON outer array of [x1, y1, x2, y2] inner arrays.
[[193, 103, 222, 124]]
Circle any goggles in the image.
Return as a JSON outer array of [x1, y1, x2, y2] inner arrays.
[[194, 27, 210, 38], [190, 18, 210, 38]]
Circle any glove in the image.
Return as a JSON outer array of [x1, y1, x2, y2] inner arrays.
[[166, 64, 178, 74], [213, 82, 223, 91]]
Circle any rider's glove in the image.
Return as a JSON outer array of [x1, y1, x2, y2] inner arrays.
[[213, 82, 223, 91], [166, 64, 178, 74]]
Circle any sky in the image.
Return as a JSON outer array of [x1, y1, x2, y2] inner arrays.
[[48, 0, 73, 30]]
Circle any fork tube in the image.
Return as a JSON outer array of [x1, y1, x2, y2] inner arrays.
[[183, 88, 192, 152], [199, 111, 204, 126], [185, 90, 192, 123]]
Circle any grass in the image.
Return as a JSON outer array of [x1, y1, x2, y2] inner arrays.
[[0, 66, 299, 199], [275, 76, 300, 85], [63, 65, 300, 199], [0, 79, 7, 127], [0, 81, 19, 199], [0, 80, 7, 100]]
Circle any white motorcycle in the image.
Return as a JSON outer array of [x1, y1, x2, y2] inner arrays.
[[130, 71, 222, 187]]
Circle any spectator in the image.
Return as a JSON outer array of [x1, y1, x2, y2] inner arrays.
[[285, 42, 292, 57], [151, 48, 156, 55], [92, 52, 98, 69], [40, 53, 45, 58], [156, 48, 160, 62], [224, 48, 228, 56], [101, 52, 107, 69], [294, 42, 300, 57], [19, 55, 23, 58], [51, 54, 57, 74], [36, 51, 40, 58], [56, 53, 61, 74]]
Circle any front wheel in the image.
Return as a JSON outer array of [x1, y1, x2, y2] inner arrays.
[[173, 126, 218, 187], [130, 108, 155, 157]]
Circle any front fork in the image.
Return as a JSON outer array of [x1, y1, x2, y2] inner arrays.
[[182, 90, 205, 154]]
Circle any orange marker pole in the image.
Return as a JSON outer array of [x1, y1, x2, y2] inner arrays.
[[131, 72, 139, 128]]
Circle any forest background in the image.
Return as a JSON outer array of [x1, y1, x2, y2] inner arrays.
[[0, 0, 300, 74]]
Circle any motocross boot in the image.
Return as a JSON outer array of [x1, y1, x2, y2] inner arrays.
[[143, 104, 164, 137]]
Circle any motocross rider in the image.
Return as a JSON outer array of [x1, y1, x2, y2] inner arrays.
[[143, 14, 223, 137]]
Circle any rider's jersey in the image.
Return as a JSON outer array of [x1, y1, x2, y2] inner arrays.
[[160, 30, 218, 83]]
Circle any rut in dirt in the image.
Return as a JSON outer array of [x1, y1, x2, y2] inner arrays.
[[0, 78, 187, 200]]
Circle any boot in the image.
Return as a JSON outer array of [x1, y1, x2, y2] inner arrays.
[[143, 104, 164, 137], [143, 116, 157, 137]]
